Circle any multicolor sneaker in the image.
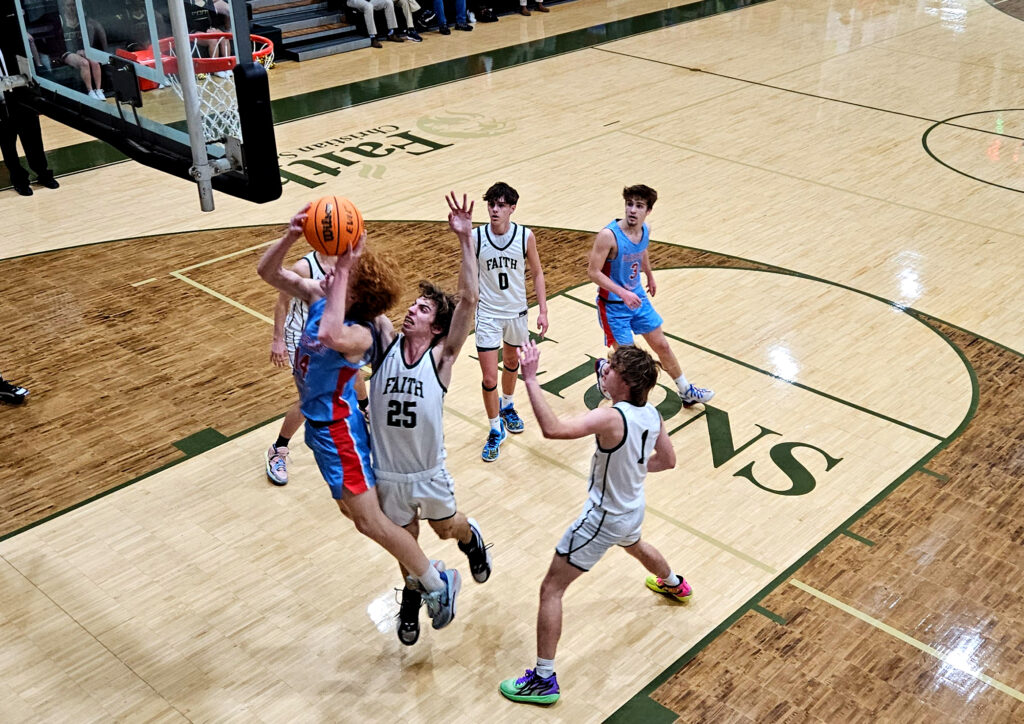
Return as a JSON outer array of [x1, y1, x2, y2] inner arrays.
[[0, 377, 29, 405], [423, 568, 461, 629], [594, 358, 610, 400], [458, 518, 493, 583], [645, 575, 693, 602], [481, 421, 506, 462], [499, 669, 560, 705], [396, 586, 422, 646], [499, 404, 525, 434], [679, 384, 714, 408], [265, 444, 289, 485]]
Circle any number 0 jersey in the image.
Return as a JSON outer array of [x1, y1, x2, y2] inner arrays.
[[598, 220, 649, 304], [587, 401, 662, 515], [369, 334, 447, 483], [475, 222, 529, 319]]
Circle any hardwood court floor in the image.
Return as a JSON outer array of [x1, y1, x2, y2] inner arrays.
[[3, 0, 1024, 720]]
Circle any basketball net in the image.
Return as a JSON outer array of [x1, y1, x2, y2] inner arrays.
[[164, 33, 274, 143]]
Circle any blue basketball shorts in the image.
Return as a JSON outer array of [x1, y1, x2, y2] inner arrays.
[[305, 418, 375, 499], [596, 296, 663, 346]]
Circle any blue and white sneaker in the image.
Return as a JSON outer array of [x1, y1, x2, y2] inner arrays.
[[499, 403, 525, 434], [481, 421, 506, 462], [679, 384, 714, 408], [499, 668, 560, 705], [423, 568, 461, 629]]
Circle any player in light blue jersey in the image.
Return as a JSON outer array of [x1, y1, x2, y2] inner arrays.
[[588, 184, 714, 407], [258, 204, 461, 631]]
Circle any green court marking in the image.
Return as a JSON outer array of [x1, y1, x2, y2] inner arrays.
[[752, 604, 787, 625], [561, 288, 945, 440], [173, 427, 229, 456], [668, 409, 706, 435], [920, 467, 950, 483], [1, 0, 772, 186], [605, 692, 677, 724], [791, 579, 1024, 704], [841, 529, 875, 546]]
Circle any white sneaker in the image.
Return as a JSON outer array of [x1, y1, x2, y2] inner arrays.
[[679, 384, 714, 407], [89, 89, 105, 100], [594, 358, 611, 400], [214, 69, 232, 79]]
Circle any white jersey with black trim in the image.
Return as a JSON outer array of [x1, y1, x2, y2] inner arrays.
[[475, 222, 529, 319], [587, 401, 662, 515], [369, 334, 447, 483], [283, 252, 327, 352]]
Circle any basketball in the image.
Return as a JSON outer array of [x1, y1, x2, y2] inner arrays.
[[303, 196, 364, 256]]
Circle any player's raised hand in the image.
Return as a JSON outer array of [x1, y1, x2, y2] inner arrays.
[[446, 191, 474, 238], [288, 202, 312, 237], [336, 229, 366, 272], [520, 339, 541, 382]]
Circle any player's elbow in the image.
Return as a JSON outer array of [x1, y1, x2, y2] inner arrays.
[[460, 285, 479, 308]]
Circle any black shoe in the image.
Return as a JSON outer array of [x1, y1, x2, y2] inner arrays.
[[12, 184, 32, 196], [438, 24, 450, 34], [370, 36, 383, 48], [404, 28, 423, 41], [418, 9, 437, 24], [397, 586, 422, 645], [454, 22, 473, 31], [478, 7, 498, 21], [0, 378, 29, 404], [36, 176, 60, 189], [458, 518, 493, 583], [386, 30, 405, 42]]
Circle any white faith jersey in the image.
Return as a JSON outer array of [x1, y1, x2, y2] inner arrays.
[[369, 335, 447, 483], [587, 401, 662, 515], [475, 222, 529, 319], [283, 252, 327, 353]]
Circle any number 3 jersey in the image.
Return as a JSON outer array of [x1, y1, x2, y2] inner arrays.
[[369, 335, 447, 483], [598, 220, 649, 304], [474, 222, 529, 319], [588, 401, 662, 515]]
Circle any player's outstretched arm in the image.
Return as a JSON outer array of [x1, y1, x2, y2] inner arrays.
[[645, 420, 676, 473], [520, 340, 620, 441], [525, 230, 548, 337], [318, 232, 372, 362], [439, 192, 479, 375], [258, 204, 323, 304], [587, 228, 640, 309]]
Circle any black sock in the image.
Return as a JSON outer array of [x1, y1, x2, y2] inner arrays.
[[275, 435, 290, 449]]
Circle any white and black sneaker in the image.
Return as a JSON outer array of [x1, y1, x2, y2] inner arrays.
[[0, 377, 29, 405], [396, 585, 422, 646], [458, 517, 493, 583]]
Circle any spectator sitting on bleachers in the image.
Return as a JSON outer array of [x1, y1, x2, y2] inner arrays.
[[348, 0, 408, 48], [56, 0, 107, 99]]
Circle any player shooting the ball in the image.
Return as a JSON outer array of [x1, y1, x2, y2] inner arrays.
[[257, 203, 461, 632]]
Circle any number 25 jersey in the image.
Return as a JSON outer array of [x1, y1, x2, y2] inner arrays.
[[369, 335, 447, 483]]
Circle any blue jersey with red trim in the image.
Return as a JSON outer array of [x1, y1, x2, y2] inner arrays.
[[599, 220, 649, 302], [294, 297, 372, 424]]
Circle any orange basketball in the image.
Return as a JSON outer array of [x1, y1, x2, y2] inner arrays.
[[302, 196, 364, 256]]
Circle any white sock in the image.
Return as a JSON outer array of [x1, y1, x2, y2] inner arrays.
[[489, 416, 501, 432], [417, 563, 444, 593], [662, 572, 681, 587], [535, 657, 555, 678], [673, 373, 689, 393], [500, 394, 513, 409]]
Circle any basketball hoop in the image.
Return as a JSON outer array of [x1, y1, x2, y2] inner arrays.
[[160, 32, 274, 143]]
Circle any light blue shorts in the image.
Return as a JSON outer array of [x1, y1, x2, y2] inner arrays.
[[596, 296, 663, 346]]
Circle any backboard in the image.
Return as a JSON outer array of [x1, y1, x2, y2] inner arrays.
[[0, 0, 281, 210]]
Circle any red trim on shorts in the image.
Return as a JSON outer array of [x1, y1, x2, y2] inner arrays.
[[329, 367, 368, 495], [597, 298, 615, 347], [328, 418, 369, 495]]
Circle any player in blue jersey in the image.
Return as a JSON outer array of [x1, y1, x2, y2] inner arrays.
[[258, 204, 461, 631], [587, 184, 714, 407]]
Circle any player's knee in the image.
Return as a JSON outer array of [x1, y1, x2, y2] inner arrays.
[[428, 518, 457, 540], [482, 379, 498, 392]]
